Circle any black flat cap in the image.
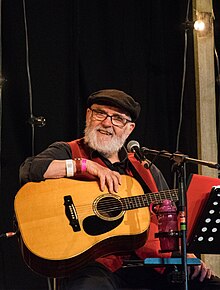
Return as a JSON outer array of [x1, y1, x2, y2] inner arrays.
[[87, 89, 141, 121]]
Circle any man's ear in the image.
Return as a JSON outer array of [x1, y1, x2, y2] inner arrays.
[[128, 122, 135, 134], [86, 108, 91, 119]]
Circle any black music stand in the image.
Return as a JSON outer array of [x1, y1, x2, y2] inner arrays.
[[187, 186, 220, 254]]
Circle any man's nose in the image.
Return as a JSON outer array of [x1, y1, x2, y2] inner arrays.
[[101, 115, 113, 126]]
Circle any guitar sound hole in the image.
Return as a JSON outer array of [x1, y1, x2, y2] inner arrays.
[[96, 196, 122, 219]]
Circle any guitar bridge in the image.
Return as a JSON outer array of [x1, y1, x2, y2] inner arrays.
[[64, 195, 81, 232]]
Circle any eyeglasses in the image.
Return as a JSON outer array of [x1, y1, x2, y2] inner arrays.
[[90, 108, 132, 128]]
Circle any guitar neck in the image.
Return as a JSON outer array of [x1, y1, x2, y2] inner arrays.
[[122, 189, 179, 210]]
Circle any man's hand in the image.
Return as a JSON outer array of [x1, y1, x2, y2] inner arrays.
[[187, 253, 214, 281], [86, 159, 122, 194]]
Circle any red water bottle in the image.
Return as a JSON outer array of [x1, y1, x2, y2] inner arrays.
[[157, 199, 179, 252]]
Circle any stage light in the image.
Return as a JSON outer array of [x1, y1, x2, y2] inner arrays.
[[183, 12, 213, 36], [194, 19, 205, 32], [193, 11, 213, 36]]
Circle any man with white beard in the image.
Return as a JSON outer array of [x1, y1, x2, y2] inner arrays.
[[19, 89, 219, 290]]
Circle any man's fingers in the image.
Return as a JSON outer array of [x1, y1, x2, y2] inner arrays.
[[104, 172, 121, 194], [99, 175, 106, 192], [86, 160, 122, 193], [191, 265, 201, 280], [190, 262, 213, 281], [111, 173, 122, 193]]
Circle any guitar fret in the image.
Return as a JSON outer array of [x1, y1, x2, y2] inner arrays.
[[133, 197, 139, 208], [123, 198, 132, 209], [148, 195, 156, 203], [138, 198, 144, 207], [123, 196, 144, 209]]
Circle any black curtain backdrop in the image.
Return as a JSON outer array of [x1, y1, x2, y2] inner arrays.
[[0, 1, 219, 289]]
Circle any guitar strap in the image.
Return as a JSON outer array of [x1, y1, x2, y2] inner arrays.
[[127, 154, 158, 193]]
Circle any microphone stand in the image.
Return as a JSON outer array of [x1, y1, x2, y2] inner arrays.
[[141, 147, 220, 170], [173, 158, 188, 289], [141, 147, 220, 290]]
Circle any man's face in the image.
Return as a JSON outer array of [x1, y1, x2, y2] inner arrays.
[[84, 104, 135, 157]]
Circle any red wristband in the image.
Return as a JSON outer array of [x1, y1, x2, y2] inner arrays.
[[81, 159, 87, 172], [74, 158, 82, 173]]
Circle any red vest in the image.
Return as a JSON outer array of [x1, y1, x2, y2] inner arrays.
[[68, 139, 170, 272]]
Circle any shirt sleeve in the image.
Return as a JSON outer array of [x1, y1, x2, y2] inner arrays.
[[149, 163, 169, 191], [19, 141, 72, 185]]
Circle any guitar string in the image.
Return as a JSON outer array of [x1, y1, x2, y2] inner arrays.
[[92, 189, 179, 209], [72, 188, 178, 215]]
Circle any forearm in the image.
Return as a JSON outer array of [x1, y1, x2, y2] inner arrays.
[[43, 160, 74, 179], [19, 142, 72, 184]]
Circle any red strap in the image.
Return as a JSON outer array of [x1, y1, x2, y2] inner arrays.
[[68, 139, 87, 158], [128, 154, 158, 192]]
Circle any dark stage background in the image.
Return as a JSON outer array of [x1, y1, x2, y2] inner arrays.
[[0, 1, 219, 289]]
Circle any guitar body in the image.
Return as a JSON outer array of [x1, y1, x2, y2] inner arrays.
[[14, 176, 150, 277]]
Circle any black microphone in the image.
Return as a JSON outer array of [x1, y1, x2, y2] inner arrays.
[[127, 140, 145, 162]]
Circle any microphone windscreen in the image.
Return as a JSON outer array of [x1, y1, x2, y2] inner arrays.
[[127, 140, 140, 152]]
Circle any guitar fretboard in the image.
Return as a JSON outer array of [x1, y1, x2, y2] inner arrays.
[[122, 189, 179, 210]]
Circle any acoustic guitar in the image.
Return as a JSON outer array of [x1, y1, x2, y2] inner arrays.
[[14, 175, 178, 277]]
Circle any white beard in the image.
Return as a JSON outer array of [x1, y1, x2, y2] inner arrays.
[[84, 123, 128, 158]]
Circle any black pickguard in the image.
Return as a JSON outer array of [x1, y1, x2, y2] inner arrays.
[[83, 215, 123, 236]]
